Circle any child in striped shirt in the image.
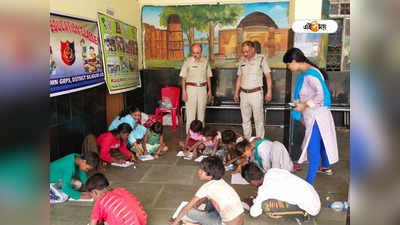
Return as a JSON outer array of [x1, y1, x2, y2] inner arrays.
[[86, 173, 147, 225]]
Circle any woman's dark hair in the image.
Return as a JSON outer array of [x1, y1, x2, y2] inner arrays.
[[85, 173, 109, 192], [110, 123, 133, 136], [190, 119, 203, 133], [200, 156, 225, 180], [241, 162, 264, 184], [235, 139, 250, 156], [81, 152, 100, 168], [150, 122, 163, 134], [203, 126, 217, 137], [118, 105, 141, 119], [283, 47, 328, 80], [241, 40, 255, 48], [221, 130, 236, 144]]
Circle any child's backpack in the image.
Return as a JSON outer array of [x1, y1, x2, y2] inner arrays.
[[143, 114, 162, 128]]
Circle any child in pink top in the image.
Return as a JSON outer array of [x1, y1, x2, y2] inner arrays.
[[201, 126, 222, 157], [86, 173, 147, 225], [179, 119, 205, 158]]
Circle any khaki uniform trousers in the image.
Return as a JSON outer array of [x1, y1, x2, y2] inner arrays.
[[240, 90, 265, 138], [186, 85, 207, 133]]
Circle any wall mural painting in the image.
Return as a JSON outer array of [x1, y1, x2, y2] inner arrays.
[[142, 1, 290, 69]]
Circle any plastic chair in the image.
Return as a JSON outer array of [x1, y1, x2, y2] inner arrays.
[[155, 86, 181, 131]]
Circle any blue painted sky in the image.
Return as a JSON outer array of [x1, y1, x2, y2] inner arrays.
[[142, 1, 289, 32]]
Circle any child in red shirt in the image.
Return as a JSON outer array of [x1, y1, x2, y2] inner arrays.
[[86, 173, 147, 225], [97, 123, 136, 165]]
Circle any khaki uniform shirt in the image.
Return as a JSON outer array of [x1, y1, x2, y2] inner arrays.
[[179, 57, 212, 82], [237, 54, 271, 89]]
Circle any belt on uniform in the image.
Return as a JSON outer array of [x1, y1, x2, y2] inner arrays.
[[186, 82, 207, 87], [240, 86, 262, 93]]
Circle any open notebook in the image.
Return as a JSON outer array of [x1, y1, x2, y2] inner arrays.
[[138, 154, 154, 161], [50, 183, 94, 203], [69, 197, 94, 202], [231, 173, 249, 185], [194, 155, 208, 162], [111, 161, 135, 168], [177, 151, 193, 160]]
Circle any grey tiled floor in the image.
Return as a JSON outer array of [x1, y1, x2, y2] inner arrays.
[[50, 125, 349, 225]]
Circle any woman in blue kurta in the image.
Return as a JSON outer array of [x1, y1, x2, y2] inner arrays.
[[108, 106, 141, 131], [283, 48, 339, 184]]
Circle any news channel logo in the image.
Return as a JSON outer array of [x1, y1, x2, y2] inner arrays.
[[292, 20, 338, 33]]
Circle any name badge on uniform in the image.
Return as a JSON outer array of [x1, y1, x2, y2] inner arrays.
[[192, 66, 198, 68]]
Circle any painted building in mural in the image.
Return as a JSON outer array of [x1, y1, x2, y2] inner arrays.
[[144, 11, 288, 65], [217, 12, 289, 59], [143, 14, 184, 61]]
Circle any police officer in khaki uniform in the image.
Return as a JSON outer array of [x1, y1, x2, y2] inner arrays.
[[180, 44, 213, 133], [234, 41, 272, 139]]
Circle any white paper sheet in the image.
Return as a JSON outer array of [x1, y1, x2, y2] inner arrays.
[[225, 164, 234, 171], [194, 155, 208, 162], [111, 161, 135, 168], [231, 173, 249, 185], [172, 201, 188, 219], [172, 201, 201, 223], [176, 151, 185, 157], [138, 154, 154, 161], [69, 198, 94, 202], [177, 151, 193, 160]]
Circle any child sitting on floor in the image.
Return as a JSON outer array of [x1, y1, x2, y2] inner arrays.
[[169, 157, 244, 225], [128, 123, 148, 156], [201, 126, 222, 158], [49, 152, 99, 201], [221, 130, 242, 166], [97, 123, 136, 167], [241, 163, 320, 219], [141, 122, 168, 158], [178, 119, 205, 158], [233, 138, 294, 174], [86, 173, 147, 225]]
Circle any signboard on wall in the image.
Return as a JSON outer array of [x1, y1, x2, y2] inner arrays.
[[97, 12, 141, 94], [49, 13, 104, 97]]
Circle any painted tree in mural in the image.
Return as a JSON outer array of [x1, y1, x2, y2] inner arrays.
[[196, 4, 244, 60], [160, 5, 243, 59], [160, 5, 199, 51]]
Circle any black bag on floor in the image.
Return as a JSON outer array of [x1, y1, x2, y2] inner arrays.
[[290, 120, 305, 162]]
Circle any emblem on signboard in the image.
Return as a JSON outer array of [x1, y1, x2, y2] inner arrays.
[[60, 40, 76, 66]]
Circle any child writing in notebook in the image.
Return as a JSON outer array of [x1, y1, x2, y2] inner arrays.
[[221, 130, 242, 167], [200, 126, 224, 159], [129, 123, 148, 156], [97, 123, 136, 166], [141, 122, 168, 159], [108, 106, 146, 156], [233, 138, 294, 174], [86, 173, 147, 225], [49, 152, 99, 200], [169, 157, 244, 225], [241, 163, 320, 219], [178, 119, 205, 158]]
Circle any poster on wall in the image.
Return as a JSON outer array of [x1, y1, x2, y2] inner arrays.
[[142, 1, 290, 69], [49, 13, 104, 97], [97, 12, 141, 94]]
